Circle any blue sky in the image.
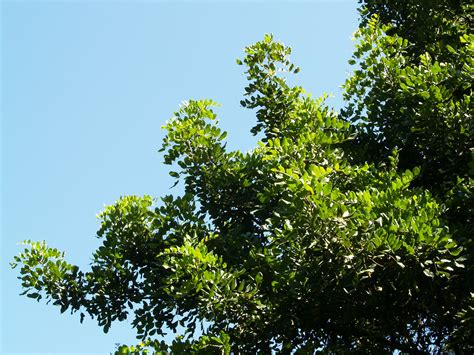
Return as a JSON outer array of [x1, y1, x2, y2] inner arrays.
[[1, 1, 358, 353]]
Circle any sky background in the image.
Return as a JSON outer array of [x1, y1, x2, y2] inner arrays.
[[1, 1, 358, 353]]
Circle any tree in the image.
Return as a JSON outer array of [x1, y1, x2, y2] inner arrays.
[[12, 5, 472, 354]]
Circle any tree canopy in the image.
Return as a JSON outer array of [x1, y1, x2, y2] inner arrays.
[[345, 1, 473, 243], [12, 2, 473, 353]]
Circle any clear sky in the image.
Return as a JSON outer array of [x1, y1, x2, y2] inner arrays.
[[1, 1, 358, 353]]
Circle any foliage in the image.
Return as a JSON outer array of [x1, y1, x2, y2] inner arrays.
[[11, 4, 473, 353], [342, 3, 473, 349], [344, 3, 473, 237], [357, 0, 472, 61]]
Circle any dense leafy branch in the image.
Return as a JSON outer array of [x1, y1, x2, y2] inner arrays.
[[12, 3, 473, 353]]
